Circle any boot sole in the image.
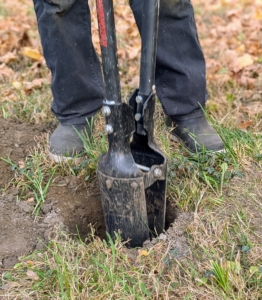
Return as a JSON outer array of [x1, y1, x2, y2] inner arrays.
[[48, 151, 84, 164]]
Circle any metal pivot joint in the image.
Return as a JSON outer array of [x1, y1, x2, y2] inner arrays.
[[96, 0, 166, 247]]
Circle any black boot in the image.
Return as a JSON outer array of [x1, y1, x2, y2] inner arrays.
[[49, 118, 93, 162], [166, 113, 224, 153]]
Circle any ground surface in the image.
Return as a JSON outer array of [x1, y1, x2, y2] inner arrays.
[[0, 118, 106, 269], [0, 118, 178, 269]]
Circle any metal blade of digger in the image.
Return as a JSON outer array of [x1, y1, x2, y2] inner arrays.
[[96, 0, 150, 247], [130, 0, 167, 236]]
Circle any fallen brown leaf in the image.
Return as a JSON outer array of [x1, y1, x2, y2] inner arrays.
[[238, 121, 253, 129], [0, 51, 18, 64], [26, 270, 39, 281], [233, 54, 254, 73], [21, 47, 43, 61]]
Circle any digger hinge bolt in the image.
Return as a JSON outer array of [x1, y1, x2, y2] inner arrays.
[[102, 106, 111, 117], [154, 168, 162, 178], [152, 85, 156, 94], [105, 124, 113, 134], [135, 113, 142, 121], [136, 95, 143, 104]]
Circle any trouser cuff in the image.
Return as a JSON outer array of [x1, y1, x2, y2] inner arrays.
[[171, 108, 205, 121]]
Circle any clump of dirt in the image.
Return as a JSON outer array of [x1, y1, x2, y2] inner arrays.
[[0, 118, 178, 270], [0, 191, 59, 269]]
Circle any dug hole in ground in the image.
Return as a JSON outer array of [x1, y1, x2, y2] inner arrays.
[[0, 118, 181, 269]]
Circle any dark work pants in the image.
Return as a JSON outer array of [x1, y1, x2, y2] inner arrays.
[[33, 0, 206, 125]]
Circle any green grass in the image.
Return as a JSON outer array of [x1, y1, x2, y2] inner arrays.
[[1, 231, 165, 299], [1, 112, 261, 299], [74, 117, 108, 173], [0, 3, 8, 17], [1, 148, 57, 216], [0, 117, 109, 216], [0, 82, 53, 123], [2, 85, 261, 299]]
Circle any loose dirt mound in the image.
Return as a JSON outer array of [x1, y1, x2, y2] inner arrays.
[[0, 118, 177, 270], [0, 118, 106, 269]]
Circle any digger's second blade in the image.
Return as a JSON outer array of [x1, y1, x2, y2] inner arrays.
[[129, 90, 167, 236]]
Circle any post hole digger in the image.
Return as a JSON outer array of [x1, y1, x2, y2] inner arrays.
[[96, 0, 167, 247]]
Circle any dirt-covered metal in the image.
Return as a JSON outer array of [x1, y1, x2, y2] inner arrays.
[[96, 0, 167, 247]]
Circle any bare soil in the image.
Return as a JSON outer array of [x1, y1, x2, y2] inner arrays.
[[0, 118, 177, 270]]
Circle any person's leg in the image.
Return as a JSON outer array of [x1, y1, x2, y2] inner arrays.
[[129, 0, 224, 152], [33, 0, 105, 161], [130, 0, 205, 116]]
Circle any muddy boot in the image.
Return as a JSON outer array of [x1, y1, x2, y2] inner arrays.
[[166, 114, 224, 153], [49, 118, 93, 163]]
